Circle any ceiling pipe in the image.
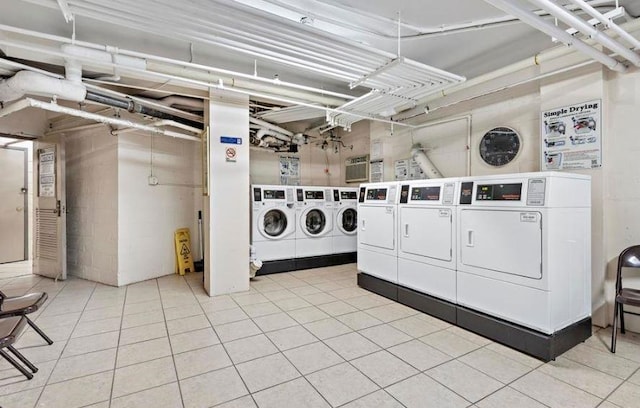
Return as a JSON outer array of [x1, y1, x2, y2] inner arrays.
[[0, 70, 86, 103], [484, 0, 626, 73], [529, 0, 640, 67], [569, 0, 640, 50], [411, 144, 443, 179], [249, 117, 295, 137]]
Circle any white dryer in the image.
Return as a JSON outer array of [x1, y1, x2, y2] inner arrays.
[[251, 185, 296, 262], [397, 179, 458, 303], [332, 187, 358, 255], [357, 182, 400, 284], [295, 186, 334, 258], [456, 172, 591, 334]]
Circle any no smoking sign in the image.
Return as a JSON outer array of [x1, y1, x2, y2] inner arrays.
[[225, 147, 237, 162]]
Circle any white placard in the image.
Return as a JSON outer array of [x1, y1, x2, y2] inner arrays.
[[370, 159, 384, 183], [541, 99, 602, 170], [409, 158, 426, 180], [394, 159, 409, 181], [279, 156, 300, 185], [371, 140, 383, 160], [39, 147, 56, 197]]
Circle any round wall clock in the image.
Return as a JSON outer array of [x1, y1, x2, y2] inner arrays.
[[479, 127, 521, 167]]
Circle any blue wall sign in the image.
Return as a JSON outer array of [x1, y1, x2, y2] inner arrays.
[[220, 136, 242, 145]]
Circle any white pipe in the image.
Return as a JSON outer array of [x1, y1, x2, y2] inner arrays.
[[0, 98, 201, 142], [255, 128, 292, 143], [156, 96, 204, 111], [249, 117, 295, 137], [569, 0, 640, 50], [485, 0, 626, 73], [0, 70, 86, 103], [530, 0, 640, 67], [411, 144, 443, 179], [46, 122, 107, 136]]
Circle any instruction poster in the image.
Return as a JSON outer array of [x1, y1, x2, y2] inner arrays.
[[279, 156, 300, 185], [409, 158, 426, 179], [38, 147, 56, 197], [394, 159, 409, 181], [541, 99, 602, 170], [370, 159, 384, 183]]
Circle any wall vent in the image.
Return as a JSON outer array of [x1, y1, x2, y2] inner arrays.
[[345, 155, 369, 183]]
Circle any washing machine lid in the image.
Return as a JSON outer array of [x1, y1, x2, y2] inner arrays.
[[260, 208, 292, 239], [301, 207, 331, 237], [338, 207, 357, 234]]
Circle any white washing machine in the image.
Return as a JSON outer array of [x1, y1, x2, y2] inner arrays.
[[251, 184, 296, 261], [456, 172, 591, 334], [295, 186, 334, 258], [332, 187, 358, 254], [397, 179, 458, 303], [357, 182, 400, 283]]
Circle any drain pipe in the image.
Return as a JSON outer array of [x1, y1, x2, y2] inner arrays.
[[411, 144, 443, 179]]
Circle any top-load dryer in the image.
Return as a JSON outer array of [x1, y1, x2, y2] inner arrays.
[[357, 182, 400, 284], [332, 187, 358, 255], [251, 184, 296, 262], [295, 186, 334, 258], [397, 179, 458, 304], [456, 172, 591, 335]]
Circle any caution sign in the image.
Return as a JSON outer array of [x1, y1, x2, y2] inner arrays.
[[174, 228, 194, 275], [225, 147, 237, 162]]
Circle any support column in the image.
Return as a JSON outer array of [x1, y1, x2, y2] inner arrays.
[[203, 90, 250, 296]]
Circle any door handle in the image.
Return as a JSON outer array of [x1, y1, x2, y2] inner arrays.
[[466, 229, 474, 247], [404, 224, 409, 237]]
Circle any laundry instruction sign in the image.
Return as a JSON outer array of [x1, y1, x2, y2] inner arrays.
[[541, 99, 602, 170]]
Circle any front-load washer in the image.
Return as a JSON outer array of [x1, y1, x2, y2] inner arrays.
[[251, 184, 296, 265], [332, 187, 358, 255], [295, 186, 334, 258], [397, 179, 458, 304], [456, 172, 591, 335], [357, 182, 400, 284]]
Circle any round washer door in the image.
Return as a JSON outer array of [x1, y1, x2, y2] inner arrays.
[[338, 207, 357, 235], [303, 208, 328, 236], [262, 209, 288, 238]]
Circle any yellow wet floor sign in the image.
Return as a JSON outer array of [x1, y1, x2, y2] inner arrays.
[[174, 228, 194, 275]]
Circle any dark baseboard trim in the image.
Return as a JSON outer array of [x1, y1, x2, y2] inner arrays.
[[257, 253, 357, 276], [357, 272, 591, 362], [256, 259, 297, 275]]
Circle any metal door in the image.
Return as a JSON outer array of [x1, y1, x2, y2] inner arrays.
[[0, 147, 27, 263], [400, 207, 452, 262], [460, 209, 542, 279], [33, 137, 66, 280], [359, 205, 394, 250]]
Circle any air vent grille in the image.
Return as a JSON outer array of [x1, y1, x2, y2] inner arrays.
[[345, 155, 369, 183]]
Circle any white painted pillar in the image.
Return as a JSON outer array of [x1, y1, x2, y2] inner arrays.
[[203, 90, 250, 296]]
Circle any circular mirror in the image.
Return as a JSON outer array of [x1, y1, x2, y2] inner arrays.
[[479, 127, 521, 167]]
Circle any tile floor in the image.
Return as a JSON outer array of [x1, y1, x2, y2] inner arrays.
[[1, 264, 640, 408]]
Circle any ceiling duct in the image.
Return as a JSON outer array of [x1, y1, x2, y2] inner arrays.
[[0, 69, 85, 103]]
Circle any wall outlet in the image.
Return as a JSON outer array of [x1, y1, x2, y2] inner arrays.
[[148, 175, 159, 186]]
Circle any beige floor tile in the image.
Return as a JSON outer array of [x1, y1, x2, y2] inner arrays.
[[359, 324, 412, 349], [215, 319, 262, 342], [306, 362, 379, 407], [265, 325, 317, 351], [629, 369, 640, 385], [476, 386, 546, 408], [252, 312, 298, 332], [0, 387, 42, 408], [62, 331, 119, 358], [224, 334, 278, 364], [180, 366, 248, 408], [241, 301, 282, 318], [163, 304, 204, 321], [233, 292, 270, 306], [36, 371, 112, 408], [111, 382, 182, 408], [71, 317, 121, 338], [174, 344, 232, 379], [337, 311, 383, 331], [459, 347, 532, 383], [199, 296, 238, 313], [112, 356, 177, 398], [539, 357, 623, 398], [317, 300, 358, 316], [314, 282, 343, 292], [389, 316, 442, 338], [215, 395, 257, 408], [117, 337, 172, 368], [485, 343, 543, 369], [388, 339, 451, 371], [344, 294, 393, 310], [341, 390, 404, 408], [207, 307, 249, 326], [119, 322, 167, 346], [0, 360, 55, 397], [444, 326, 492, 346], [608, 381, 640, 408], [18, 324, 74, 345], [291, 285, 322, 296], [386, 373, 470, 408], [170, 327, 220, 354], [562, 343, 640, 379], [272, 296, 312, 311], [324, 332, 381, 360], [166, 314, 210, 335], [511, 371, 601, 408], [262, 289, 297, 301], [426, 360, 503, 403], [303, 292, 338, 306], [49, 348, 116, 384], [19, 341, 66, 364], [304, 318, 352, 340], [123, 299, 162, 315], [284, 341, 345, 375], [236, 353, 300, 393], [252, 378, 330, 408], [120, 309, 165, 329], [352, 350, 418, 387], [287, 306, 330, 324], [599, 402, 623, 408], [34, 312, 81, 329], [328, 287, 370, 300], [419, 329, 483, 357], [79, 306, 123, 323]]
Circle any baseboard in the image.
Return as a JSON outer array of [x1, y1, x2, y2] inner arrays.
[[257, 253, 357, 275]]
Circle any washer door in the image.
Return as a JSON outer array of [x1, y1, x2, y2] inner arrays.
[[304, 208, 327, 236], [339, 208, 357, 235], [262, 209, 288, 238]]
